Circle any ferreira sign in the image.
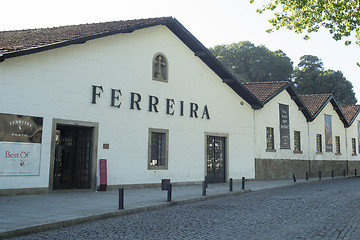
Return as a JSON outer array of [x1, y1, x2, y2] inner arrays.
[[91, 85, 211, 120], [279, 104, 290, 149], [0, 113, 43, 175]]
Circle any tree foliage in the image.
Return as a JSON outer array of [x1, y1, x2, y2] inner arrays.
[[250, 0, 360, 46], [293, 55, 357, 105], [209, 41, 293, 82]]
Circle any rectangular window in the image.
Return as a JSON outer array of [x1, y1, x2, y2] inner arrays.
[[148, 129, 168, 170], [294, 131, 301, 152], [316, 134, 322, 153], [266, 127, 275, 151], [352, 138, 357, 155], [335, 136, 341, 154]]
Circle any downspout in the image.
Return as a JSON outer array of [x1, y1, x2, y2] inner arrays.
[[345, 127, 348, 162], [253, 109, 256, 180], [307, 121, 311, 174]]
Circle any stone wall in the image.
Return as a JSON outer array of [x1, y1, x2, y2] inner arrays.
[[255, 158, 360, 180]]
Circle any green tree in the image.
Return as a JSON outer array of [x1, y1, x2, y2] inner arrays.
[[250, 0, 360, 45], [250, 0, 360, 46], [294, 55, 357, 105], [209, 41, 293, 82]]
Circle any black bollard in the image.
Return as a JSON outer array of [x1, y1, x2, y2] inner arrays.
[[202, 181, 207, 196], [319, 171, 322, 180], [229, 178, 233, 192], [355, 169, 357, 177], [119, 188, 124, 210], [343, 170, 346, 177], [167, 184, 172, 202], [306, 172, 309, 181], [205, 176, 208, 188], [332, 170, 334, 178], [161, 179, 170, 190], [242, 177, 245, 190], [293, 174, 296, 182]]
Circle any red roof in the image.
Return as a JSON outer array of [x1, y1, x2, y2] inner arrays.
[[340, 105, 360, 123], [0, 17, 171, 54], [242, 81, 289, 103], [299, 94, 332, 117]]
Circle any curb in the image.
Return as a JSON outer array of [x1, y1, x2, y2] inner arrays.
[[0, 189, 251, 239]]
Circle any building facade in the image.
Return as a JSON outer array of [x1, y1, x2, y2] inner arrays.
[[0, 17, 359, 195], [0, 17, 261, 195]]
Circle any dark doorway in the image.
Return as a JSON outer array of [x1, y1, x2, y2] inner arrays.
[[206, 136, 226, 183], [53, 125, 92, 190]]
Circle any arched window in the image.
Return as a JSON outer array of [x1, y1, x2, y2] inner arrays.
[[152, 53, 168, 82]]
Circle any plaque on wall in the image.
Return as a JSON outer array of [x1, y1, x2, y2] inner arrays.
[[0, 113, 43, 175]]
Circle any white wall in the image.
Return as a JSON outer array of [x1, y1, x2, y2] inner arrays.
[[254, 90, 309, 160], [308, 103, 347, 160], [345, 117, 360, 161], [0, 25, 255, 189]]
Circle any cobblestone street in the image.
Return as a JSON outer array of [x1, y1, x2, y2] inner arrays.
[[10, 178, 360, 240]]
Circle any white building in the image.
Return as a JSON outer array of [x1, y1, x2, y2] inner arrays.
[[300, 94, 352, 177], [1, 17, 359, 195], [243, 82, 360, 179], [340, 104, 360, 173], [243, 81, 312, 179], [0, 17, 261, 195]]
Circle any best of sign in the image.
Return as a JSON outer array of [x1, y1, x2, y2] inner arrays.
[[5, 151, 30, 159]]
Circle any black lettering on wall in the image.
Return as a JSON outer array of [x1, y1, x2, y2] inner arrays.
[[166, 99, 175, 115], [92, 85, 103, 104], [149, 95, 159, 112], [190, 103, 198, 118], [111, 89, 122, 108], [130, 92, 142, 110], [202, 105, 210, 119], [180, 101, 184, 116]]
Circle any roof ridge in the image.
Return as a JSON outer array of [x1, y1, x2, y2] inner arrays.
[[0, 17, 173, 33], [299, 93, 332, 97], [243, 81, 288, 85]]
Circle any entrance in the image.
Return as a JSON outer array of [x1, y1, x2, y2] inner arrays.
[[206, 136, 226, 183], [53, 125, 93, 190]]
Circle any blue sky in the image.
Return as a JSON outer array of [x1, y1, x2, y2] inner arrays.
[[2, 0, 359, 102]]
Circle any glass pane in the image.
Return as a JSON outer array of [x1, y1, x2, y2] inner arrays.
[[207, 136, 225, 183], [150, 132, 166, 166]]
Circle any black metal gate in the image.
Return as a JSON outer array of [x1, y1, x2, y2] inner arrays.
[[206, 136, 226, 183], [53, 125, 92, 190]]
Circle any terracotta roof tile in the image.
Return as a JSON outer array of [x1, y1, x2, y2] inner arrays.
[[340, 105, 360, 123], [242, 81, 288, 103], [0, 17, 172, 54], [299, 93, 332, 117]]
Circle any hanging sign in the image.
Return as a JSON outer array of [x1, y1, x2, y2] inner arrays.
[[279, 104, 290, 149], [325, 114, 332, 152], [0, 113, 43, 175]]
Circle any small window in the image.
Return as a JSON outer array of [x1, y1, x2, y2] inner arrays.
[[294, 131, 301, 153], [335, 136, 341, 154], [316, 134, 322, 153], [266, 127, 275, 151], [148, 128, 169, 170], [352, 138, 357, 155], [152, 53, 168, 82]]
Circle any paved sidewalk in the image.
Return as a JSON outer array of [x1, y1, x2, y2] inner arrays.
[[0, 176, 349, 239]]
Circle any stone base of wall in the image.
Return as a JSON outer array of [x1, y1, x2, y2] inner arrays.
[[255, 158, 360, 180]]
